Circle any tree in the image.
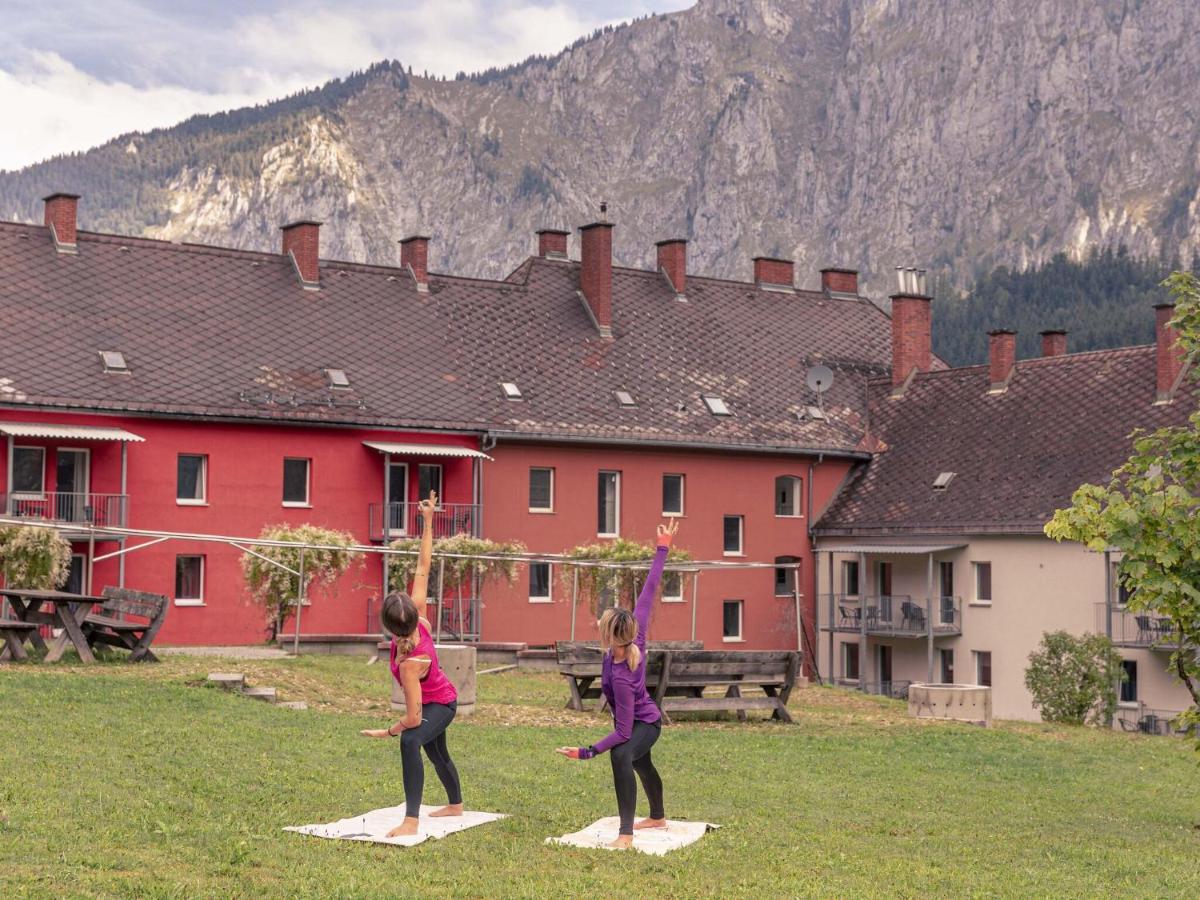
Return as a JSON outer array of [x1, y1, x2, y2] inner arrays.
[[1024, 631, 1126, 725], [1046, 271, 1200, 743], [0, 525, 72, 589], [560, 537, 693, 614], [240, 524, 361, 640]]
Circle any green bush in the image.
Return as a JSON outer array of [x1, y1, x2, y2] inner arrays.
[[386, 534, 525, 596], [1024, 631, 1125, 725], [560, 538, 692, 614], [0, 525, 72, 589]]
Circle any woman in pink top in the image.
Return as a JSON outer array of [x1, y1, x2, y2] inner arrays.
[[360, 492, 462, 837]]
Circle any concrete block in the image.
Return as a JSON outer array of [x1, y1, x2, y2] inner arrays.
[[908, 683, 991, 726], [242, 686, 277, 703], [206, 672, 245, 690]]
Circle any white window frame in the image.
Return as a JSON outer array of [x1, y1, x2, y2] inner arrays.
[[971, 561, 992, 606], [418, 463, 443, 507], [282, 457, 311, 508], [11, 445, 46, 497], [529, 562, 552, 604], [774, 558, 798, 597], [722, 514, 744, 556], [174, 554, 205, 607], [662, 473, 685, 517], [774, 475, 803, 517], [721, 598, 744, 643], [529, 467, 555, 513], [176, 453, 208, 505], [973, 650, 992, 687], [385, 460, 409, 537], [662, 570, 684, 603], [841, 641, 860, 681], [597, 470, 621, 537]]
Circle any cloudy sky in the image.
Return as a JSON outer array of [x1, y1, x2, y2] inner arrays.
[[0, 0, 692, 172]]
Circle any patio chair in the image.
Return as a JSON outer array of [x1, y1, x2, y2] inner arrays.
[[838, 605, 860, 628], [900, 601, 925, 631], [1134, 615, 1156, 644]]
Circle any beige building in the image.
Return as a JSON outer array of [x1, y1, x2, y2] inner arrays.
[[813, 299, 1196, 730]]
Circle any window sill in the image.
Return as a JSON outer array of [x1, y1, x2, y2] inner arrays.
[[528, 508, 555, 514], [1117, 701, 1140, 710], [662, 512, 685, 518], [968, 601, 992, 608], [597, 533, 619, 539], [174, 599, 205, 607], [661, 598, 685, 604], [282, 502, 312, 509], [774, 514, 805, 520], [176, 500, 208, 507], [723, 552, 746, 558], [528, 597, 553, 604], [722, 636, 746, 643]]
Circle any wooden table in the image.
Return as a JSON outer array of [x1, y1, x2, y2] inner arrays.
[[0, 589, 107, 663]]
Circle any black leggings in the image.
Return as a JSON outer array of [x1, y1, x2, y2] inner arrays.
[[610, 719, 664, 835], [400, 700, 462, 818]]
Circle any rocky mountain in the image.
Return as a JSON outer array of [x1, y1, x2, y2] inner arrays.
[[2, 0, 1198, 298]]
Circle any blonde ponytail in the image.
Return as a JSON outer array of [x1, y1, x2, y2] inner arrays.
[[626, 643, 641, 672]]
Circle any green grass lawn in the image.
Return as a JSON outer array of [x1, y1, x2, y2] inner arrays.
[[1, 655, 1198, 898]]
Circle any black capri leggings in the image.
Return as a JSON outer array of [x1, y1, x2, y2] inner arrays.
[[399, 700, 462, 818], [610, 719, 664, 835]]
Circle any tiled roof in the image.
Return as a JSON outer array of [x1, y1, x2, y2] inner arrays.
[[816, 347, 1198, 535], [0, 220, 894, 454]]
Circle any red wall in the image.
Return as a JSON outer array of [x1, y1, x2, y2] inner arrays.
[[0, 409, 478, 644], [480, 441, 853, 651]]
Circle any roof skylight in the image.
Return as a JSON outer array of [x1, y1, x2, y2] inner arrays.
[[99, 350, 128, 373], [325, 368, 351, 389], [615, 390, 636, 407], [932, 471, 957, 491], [501, 382, 523, 400], [703, 395, 731, 416]]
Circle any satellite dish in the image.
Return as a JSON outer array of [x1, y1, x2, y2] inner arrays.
[[806, 365, 835, 394]]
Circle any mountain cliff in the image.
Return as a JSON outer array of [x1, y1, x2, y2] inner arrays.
[[2, 0, 1198, 297]]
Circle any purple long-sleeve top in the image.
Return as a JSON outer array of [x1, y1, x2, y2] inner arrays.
[[581, 544, 667, 757]]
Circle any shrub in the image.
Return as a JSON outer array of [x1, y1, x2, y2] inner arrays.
[[560, 538, 692, 614], [1024, 631, 1125, 725], [0, 525, 72, 589], [386, 534, 526, 596], [240, 524, 361, 637]]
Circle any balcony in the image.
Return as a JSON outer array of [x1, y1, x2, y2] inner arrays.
[[1097, 603, 1185, 651], [368, 502, 482, 542], [822, 594, 962, 637], [2, 491, 128, 530], [1114, 705, 1197, 737]]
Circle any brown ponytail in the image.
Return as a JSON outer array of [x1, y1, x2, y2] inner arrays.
[[381, 591, 420, 654], [598, 607, 640, 672]]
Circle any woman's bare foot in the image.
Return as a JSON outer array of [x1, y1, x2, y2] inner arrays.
[[608, 834, 634, 849], [634, 817, 668, 829], [428, 803, 464, 818], [386, 817, 420, 837]]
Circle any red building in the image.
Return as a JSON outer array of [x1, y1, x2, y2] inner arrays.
[[1, 195, 893, 649]]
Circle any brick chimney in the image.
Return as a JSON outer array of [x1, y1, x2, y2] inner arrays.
[[281, 220, 321, 288], [1039, 329, 1068, 357], [43, 192, 80, 252], [579, 221, 613, 337], [656, 238, 687, 295], [1155, 303, 1186, 402], [890, 293, 932, 388], [820, 267, 858, 295], [988, 329, 1017, 390], [536, 228, 569, 259], [400, 235, 430, 291], [753, 256, 794, 291]]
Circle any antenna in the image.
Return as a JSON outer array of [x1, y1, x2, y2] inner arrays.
[[804, 364, 835, 420]]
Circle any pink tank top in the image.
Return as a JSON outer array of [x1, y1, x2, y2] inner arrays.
[[389, 620, 457, 706]]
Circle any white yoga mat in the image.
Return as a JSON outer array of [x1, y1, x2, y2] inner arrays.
[[286, 804, 506, 847], [548, 817, 719, 855]]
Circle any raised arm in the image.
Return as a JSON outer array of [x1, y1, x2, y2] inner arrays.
[[632, 520, 678, 640], [410, 491, 437, 621]]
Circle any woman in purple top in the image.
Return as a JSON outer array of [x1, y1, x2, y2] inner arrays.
[[557, 519, 679, 849]]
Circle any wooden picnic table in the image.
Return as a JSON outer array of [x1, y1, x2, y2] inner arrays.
[[0, 588, 107, 663]]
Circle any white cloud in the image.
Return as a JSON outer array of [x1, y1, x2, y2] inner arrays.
[[0, 1, 693, 172]]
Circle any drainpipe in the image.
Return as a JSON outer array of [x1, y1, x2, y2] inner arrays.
[[858, 551, 867, 693], [5, 435, 12, 516], [827, 551, 835, 683], [926, 554, 935, 682]]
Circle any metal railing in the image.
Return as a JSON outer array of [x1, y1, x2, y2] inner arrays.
[[368, 502, 481, 542], [1114, 705, 1196, 737], [1, 491, 128, 529], [1097, 603, 1185, 650], [821, 594, 962, 636]]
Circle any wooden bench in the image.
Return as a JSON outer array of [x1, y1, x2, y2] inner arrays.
[[556, 640, 703, 711], [0, 618, 39, 662], [653, 650, 799, 724], [83, 587, 169, 662]]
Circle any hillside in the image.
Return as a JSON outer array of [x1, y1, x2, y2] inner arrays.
[[2, 0, 1199, 308]]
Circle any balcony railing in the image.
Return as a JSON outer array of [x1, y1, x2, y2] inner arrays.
[[1114, 705, 1196, 737], [822, 594, 962, 637], [2, 491, 128, 529], [1097, 603, 1185, 650], [368, 502, 481, 542]]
